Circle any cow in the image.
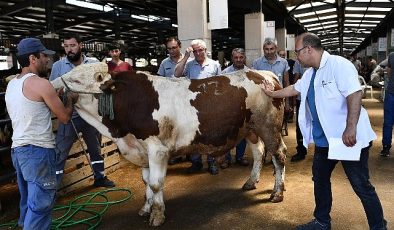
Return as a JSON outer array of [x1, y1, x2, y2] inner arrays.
[[51, 62, 287, 226]]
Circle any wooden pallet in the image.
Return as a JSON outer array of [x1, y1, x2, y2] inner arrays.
[[57, 136, 121, 196]]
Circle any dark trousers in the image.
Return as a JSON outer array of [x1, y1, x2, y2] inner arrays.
[[296, 99, 307, 155], [225, 139, 247, 161], [312, 146, 386, 229], [55, 116, 105, 187], [382, 92, 394, 146]]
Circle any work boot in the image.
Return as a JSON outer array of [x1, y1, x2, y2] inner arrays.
[[296, 219, 331, 230], [187, 162, 203, 173], [168, 156, 183, 165], [380, 145, 391, 157], [94, 176, 115, 188], [220, 159, 230, 169], [208, 161, 219, 175], [291, 152, 306, 162], [235, 158, 249, 166]]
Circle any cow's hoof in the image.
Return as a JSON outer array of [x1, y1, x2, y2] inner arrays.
[[269, 193, 284, 203], [149, 213, 165, 226], [138, 209, 150, 217], [242, 182, 256, 190]]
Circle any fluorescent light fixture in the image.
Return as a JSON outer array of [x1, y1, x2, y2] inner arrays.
[[300, 15, 336, 23], [172, 24, 178, 28], [344, 24, 376, 27], [14, 16, 40, 22], [66, 0, 113, 12], [131, 14, 170, 22]]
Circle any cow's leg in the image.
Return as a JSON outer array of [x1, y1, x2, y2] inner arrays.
[[139, 167, 153, 217], [242, 132, 264, 190], [145, 138, 169, 227], [269, 139, 286, 203]]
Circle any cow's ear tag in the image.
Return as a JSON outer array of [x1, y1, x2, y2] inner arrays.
[[111, 85, 116, 91]]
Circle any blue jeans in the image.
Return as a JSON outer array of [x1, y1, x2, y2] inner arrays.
[[382, 92, 394, 146], [312, 146, 386, 230], [55, 116, 105, 187], [12, 145, 57, 230], [225, 139, 247, 161], [190, 153, 215, 165]]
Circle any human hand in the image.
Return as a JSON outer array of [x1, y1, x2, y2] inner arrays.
[[185, 47, 193, 56], [342, 126, 357, 147], [67, 91, 79, 105], [260, 79, 275, 97], [56, 87, 65, 98]]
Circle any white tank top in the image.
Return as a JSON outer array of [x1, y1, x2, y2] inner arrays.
[[5, 73, 55, 148]]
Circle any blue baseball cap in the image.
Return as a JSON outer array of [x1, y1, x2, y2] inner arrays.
[[17, 38, 55, 56]]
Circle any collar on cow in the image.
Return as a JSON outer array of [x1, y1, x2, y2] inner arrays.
[[60, 77, 115, 120]]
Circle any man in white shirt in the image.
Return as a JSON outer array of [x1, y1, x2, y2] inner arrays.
[[262, 32, 387, 230]]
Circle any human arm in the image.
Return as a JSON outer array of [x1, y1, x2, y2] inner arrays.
[[342, 90, 362, 147], [128, 62, 133, 71], [157, 62, 165, 76], [261, 84, 300, 98], [35, 78, 78, 124], [174, 47, 193, 77]]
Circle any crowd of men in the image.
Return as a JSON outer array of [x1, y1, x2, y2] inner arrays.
[[4, 32, 390, 229]]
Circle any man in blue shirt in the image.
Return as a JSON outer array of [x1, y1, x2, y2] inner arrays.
[[50, 34, 115, 188], [220, 48, 249, 169], [252, 37, 291, 113], [157, 37, 184, 77], [174, 39, 221, 175]]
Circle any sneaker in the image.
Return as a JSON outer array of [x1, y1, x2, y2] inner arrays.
[[168, 156, 183, 165], [291, 153, 306, 162], [380, 145, 391, 157], [94, 177, 115, 188], [235, 158, 249, 166], [208, 162, 219, 175], [187, 162, 203, 173], [296, 219, 331, 230]]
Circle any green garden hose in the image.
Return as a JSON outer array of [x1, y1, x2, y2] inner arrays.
[[0, 188, 133, 229]]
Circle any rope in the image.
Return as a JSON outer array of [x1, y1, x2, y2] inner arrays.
[[98, 93, 115, 120], [0, 188, 133, 229], [60, 77, 115, 120]]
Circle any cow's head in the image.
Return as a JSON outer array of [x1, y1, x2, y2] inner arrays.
[[51, 62, 111, 94]]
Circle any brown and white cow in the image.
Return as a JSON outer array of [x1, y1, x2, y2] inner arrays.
[[51, 62, 286, 226]]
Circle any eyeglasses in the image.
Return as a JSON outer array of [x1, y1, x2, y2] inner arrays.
[[167, 46, 179, 51], [295, 46, 308, 56], [193, 48, 205, 54]]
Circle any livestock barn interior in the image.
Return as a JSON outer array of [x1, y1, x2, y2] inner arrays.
[[0, 0, 394, 229]]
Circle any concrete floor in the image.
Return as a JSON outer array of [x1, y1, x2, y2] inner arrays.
[[1, 93, 393, 230]]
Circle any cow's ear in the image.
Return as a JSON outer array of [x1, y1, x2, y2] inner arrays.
[[94, 72, 104, 82]]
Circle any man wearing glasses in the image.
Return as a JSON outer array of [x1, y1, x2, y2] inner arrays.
[[174, 39, 221, 175], [157, 37, 183, 77], [158, 37, 186, 165], [262, 32, 387, 230], [107, 43, 133, 72]]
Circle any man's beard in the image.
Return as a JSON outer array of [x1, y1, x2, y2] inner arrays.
[[67, 50, 82, 62]]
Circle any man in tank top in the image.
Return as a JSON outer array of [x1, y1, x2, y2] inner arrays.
[[5, 38, 78, 230]]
